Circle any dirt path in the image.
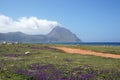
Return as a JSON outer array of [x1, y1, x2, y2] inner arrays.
[[53, 46, 120, 59]]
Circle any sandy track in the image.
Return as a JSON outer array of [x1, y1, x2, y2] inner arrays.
[[53, 46, 120, 59]]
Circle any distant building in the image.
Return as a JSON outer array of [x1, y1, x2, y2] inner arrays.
[[2, 41, 7, 45], [1, 41, 21, 45]]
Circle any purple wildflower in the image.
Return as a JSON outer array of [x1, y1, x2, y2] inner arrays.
[[80, 74, 95, 79]]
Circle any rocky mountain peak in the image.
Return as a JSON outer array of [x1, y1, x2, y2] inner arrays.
[[47, 26, 81, 42]]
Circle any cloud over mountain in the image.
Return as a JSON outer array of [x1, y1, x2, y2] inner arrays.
[[0, 14, 60, 34]]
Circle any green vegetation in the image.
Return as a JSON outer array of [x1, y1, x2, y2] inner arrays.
[[0, 44, 120, 80]]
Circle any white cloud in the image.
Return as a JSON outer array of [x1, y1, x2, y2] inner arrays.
[[0, 14, 60, 34]]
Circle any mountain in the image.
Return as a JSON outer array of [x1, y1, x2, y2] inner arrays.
[[0, 26, 81, 43], [0, 32, 47, 43], [47, 26, 80, 42]]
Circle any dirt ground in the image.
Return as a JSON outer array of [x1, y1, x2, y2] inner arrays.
[[53, 46, 120, 59]]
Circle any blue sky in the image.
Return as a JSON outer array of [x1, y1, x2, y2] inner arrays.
[[0, 0, 120, 42]]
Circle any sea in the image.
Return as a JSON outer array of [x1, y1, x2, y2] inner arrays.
[[48, 42, 120, 46]]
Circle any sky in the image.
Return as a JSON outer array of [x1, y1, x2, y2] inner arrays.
[[0, 0, 120, 42]]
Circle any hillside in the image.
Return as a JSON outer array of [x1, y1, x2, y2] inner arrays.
[[0, 26, 81, 43]]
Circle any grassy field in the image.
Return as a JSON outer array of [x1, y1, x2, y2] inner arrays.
[[0, 44, 120, 80]]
